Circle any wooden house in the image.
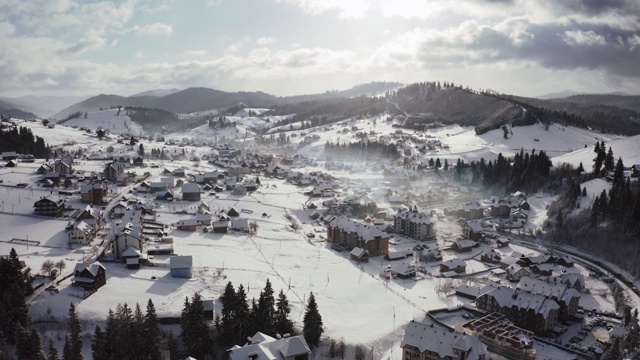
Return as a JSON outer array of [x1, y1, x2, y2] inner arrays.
[[72, 261, 106, 290]]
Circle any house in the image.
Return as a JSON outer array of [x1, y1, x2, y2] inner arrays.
[[401, 321, 488, 360], [232, 184, 247, 196], [113, 223, 144, 260], [226, 332, 311, 360], [5, 159, 17, 167], [394, 206, 435, 241], [387, 262, 416, 278], [156, 190, 174, 202], [71, 261, 106, 290], [178, 219, 198, 232], [213, 219, 229, 233], [182, 182, 201, 201], [516, 276, 580, 320], [196, 213, 212, 225], [480, 249, 502, 264], [230, 218, 249, 232], [459, 201, 485, 219], [1, 151, 18, 160], [104, 161, 125, 181], [34, 196, 65, 217], [505, 264, 530, 282], [496, 238, 510, 248], [150, 182, 168, 193], [68, 221, 95, 245], [227, 207, 240, 217], [170, 256, 193, 278], [327, 216, 390, 256], [452, 239, 476, 253], [463, 220, 484, 241], [350, 247, 369, 262], [197, 202, 210, 214], [80, 182, 108, 205], [122, 247, 142, 269], [440, 259, 466, 274], [54, 157, 74, 175], [133, 156, 144, 167], [632, 164, 640, 177]]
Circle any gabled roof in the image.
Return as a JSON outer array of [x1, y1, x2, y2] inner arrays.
[[170, 255, 193, 269], [182, 182, 201, 193], [227, 332, 311, 360], [401, 322, 487, 359]]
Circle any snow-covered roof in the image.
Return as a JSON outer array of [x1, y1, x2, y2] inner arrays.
[[73, 261, 105, 277], [228, 332, 310, 360], [122, 247, 141, 258], [401, 321, 487, 359], [182, 182, 201, 193], [170, 255, 193, 269], [396, 207, 433, 224], [329, 216, 389, 242], [479, 286, 560, 319]]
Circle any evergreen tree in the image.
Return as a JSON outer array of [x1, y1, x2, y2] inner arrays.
[[48, 338, 59, 360], [274, 290, 294, 336], [443, 159, 449, 171], [604, 147, 614, 172], [593, 141, 604, 176], [181, 293, 211, 359], [256, 279, 275, 336], [302, 292, 323, 349], [220, 282, 237, 346], [143, 299, 163, 360], [138, 143, 145, 157], [0, 248, 29, 344], [605, 337, 622, 360], [66, 303, 83, 360], [91, 325, 108, 360], [165, 329, 180, 360], [62, 336, 71, 360], [232, 285, 253, 346], [131, 303, 145, 359]]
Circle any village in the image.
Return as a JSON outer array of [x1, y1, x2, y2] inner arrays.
[[0, 113, 639, 360]]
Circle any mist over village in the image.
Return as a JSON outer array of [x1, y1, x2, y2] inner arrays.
[[1, 1, 640, 360]]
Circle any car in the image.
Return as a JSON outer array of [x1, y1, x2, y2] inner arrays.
[[570, 336, 581, 343], [581, 325, 593, 331], [578, 330, 588, 336]]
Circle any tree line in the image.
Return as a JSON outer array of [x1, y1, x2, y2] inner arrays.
[[324, 140, 400, 160], [0, 126, 50, 158]]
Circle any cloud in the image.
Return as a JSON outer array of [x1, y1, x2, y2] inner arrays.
[[66, 32, 107, 54], [136, 23, 173, 36], [276, 0, 371, 18], [185, 50, 209, 57], [256, 37, 276, 46]]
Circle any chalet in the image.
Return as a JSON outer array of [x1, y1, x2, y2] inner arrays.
[[386, 251, 411, 261], [133, 156, 144, 167], [156, 190, 174, 202], [387, 262, 416, 278], [104, 161, 125, 181], [182, 182, 201, 202], [476, 286, 559, 334], [72, 261, 106, 290], [350, 247, 369, 262], [227, 207, 240, 217], [170, 256, 193, 278], [480, 249, 502, 264], [43, 171, 61, 185], [505, 264, 530, 282], [226, 332, 311, 360], [1, 151, 18, 160], [34, 196, 65, 217], [401, 321, 487, 360], [243, 178, 258, 191], [111, 201, 128, 218], [440, 259, 466, 274], [122, 247, 142, 269], [327, 216, 390, 256], [529, 263, 555, 276], [54, 157, 74, 175], [632, 164, 640, 177], [496, 238, 510, 248], [394, 206, 435, 241], [556, 256, 574, 267], [68, 221, 95, 245], [232, 184, 247, 195], [452, 239, 476, 253], [178, 219, 198, 232], [459, 201, 485, 219], [150, 182, 168, 193], [37, 163, 53, 174], [5, 159, 17, 167]]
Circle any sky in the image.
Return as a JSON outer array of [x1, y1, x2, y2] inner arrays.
[[1, 0, 639, 98]]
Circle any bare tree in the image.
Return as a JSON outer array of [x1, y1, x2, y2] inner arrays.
[[41, 260, 55, 277], [249, 220, 259, 235], [55, 260, 66, 273]]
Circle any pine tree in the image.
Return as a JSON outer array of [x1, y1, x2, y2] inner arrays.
[[606, 337, 622, 360], [220, 282, 237, 346], [302, 292, 323, 349], [256, 279, 275, 336], [274, 290, 294, 336], [165, 329, 180, 360], [48, 338, 59, 360], [91, 325, 108, 360], [131, 303, 145, 359], [605, 147, 614, 172], [181, 293, 211, 359], [66, 303, 83, 360], [232, 285, 253, 346], [138, 143, 145, 157], [143, 299, 163, 360]]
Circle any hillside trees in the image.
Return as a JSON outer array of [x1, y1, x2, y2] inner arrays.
[[0, 126, 50, 158]]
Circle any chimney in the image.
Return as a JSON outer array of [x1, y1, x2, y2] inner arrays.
[[283, 333, 291, 338]]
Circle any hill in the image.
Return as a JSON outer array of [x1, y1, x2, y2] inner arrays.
[[0, 98, 38, 119]]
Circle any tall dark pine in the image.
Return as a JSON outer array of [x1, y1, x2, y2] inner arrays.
[[0, 248, 29, 344], [143, 299, 163, 360], [256, 279, 275, 335], [165, 329, 180, 360], [232, 285, 253, 346], [131, 303, 145, 360], [302, 292, 323, 349], [48, 338, 60, 360], [91, 325, 109, 360], [220, 282, 237, 346], [274, 290, 294, 336], [66, 303, 83, 360], [180, 293, 211, 359]]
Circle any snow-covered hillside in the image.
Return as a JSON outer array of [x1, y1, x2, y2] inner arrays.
[[552, 134, 640, 168], [62, 109, 143, 136]]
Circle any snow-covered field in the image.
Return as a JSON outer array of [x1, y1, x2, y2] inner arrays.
[[62, 109, 143, 136]]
